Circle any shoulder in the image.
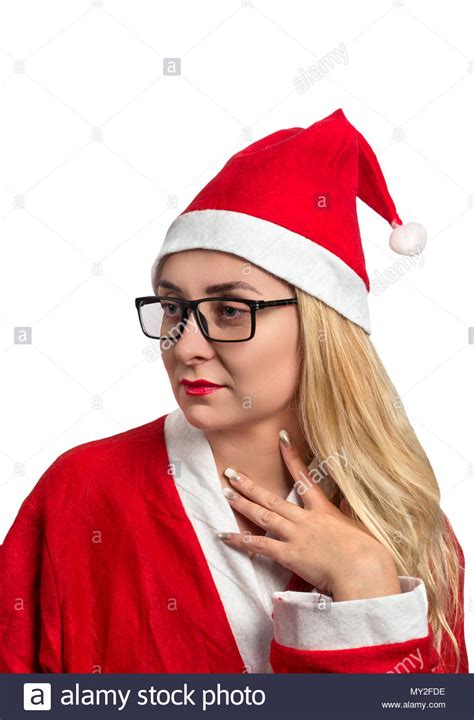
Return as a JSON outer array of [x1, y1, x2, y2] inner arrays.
[[26, 413, 170, 513]]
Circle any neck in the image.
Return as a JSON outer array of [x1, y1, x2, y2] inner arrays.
[[204, 410, 313, 499]]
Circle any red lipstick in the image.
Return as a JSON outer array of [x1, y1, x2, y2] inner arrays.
[[180, 378, 225, 396]]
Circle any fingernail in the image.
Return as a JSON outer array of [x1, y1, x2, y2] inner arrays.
[[223, 487, 237, 500], [224, 467, 242, 481], [216, 532, 231, 539], [279, 429, 292, 447]]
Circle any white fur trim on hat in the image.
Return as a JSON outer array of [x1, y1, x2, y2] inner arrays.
[[150, 209, 372, 334]]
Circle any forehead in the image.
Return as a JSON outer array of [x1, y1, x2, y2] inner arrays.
[[157, 250, 293, 295]]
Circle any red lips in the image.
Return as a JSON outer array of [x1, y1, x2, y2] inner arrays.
[[180, 378, 224, 388]]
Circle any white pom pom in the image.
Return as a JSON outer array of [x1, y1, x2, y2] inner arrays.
[[389, 221, 427, 255]]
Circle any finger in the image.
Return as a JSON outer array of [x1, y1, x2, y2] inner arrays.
[[224, 470, 305, 524], [222, 485, 296, 540], [279, 431, 337, 512], [217, 531, 289, 565]]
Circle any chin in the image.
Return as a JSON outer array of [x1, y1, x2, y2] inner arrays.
[[178, 401, 234, 431]]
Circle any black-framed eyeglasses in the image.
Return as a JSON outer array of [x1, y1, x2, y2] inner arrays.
[[135, 295, 298, 343]]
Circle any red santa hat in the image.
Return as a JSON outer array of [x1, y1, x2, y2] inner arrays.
[[151, 108, 427, 334]]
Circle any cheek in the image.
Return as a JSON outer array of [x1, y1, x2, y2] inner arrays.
[[232, 317, 300, 397], [266, 327, 300, 387]]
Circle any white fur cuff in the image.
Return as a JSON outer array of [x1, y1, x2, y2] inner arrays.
[[271, 576, 428, 650]]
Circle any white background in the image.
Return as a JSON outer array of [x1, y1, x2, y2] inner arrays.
[[0, 0, 472, 667]]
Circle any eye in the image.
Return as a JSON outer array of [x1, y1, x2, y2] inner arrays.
[[217, 302, 250, 322], [160, 300, 180, 317], [222, 305, 241, 317]]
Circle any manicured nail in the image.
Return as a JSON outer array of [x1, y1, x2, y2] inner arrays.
[[224, 467, 242, 481], [223, 487, 237, 500], [279, 429, 292, 447], [216, 531, 231, 539]]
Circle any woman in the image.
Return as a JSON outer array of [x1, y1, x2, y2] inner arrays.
[[0, 109, 468, 673]]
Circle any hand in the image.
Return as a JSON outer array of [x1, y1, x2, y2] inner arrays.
[[217, 430, 401, 601]]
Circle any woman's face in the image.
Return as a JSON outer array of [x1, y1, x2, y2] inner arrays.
[[158, 249, 301, 430]]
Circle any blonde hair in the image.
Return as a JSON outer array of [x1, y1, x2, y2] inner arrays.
[[293, 286, 463, 671]]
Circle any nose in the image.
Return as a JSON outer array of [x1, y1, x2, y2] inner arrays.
[[195, 308, 209, 335], [171, 306, 215, 361]]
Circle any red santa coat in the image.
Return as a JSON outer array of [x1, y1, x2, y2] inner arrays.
[[0, 408, 468, 673]]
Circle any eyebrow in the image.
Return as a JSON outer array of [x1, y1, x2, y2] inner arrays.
[[157, 279, 263, 296]]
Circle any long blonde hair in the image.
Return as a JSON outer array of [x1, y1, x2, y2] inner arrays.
[[293, 286, 463, 671]]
